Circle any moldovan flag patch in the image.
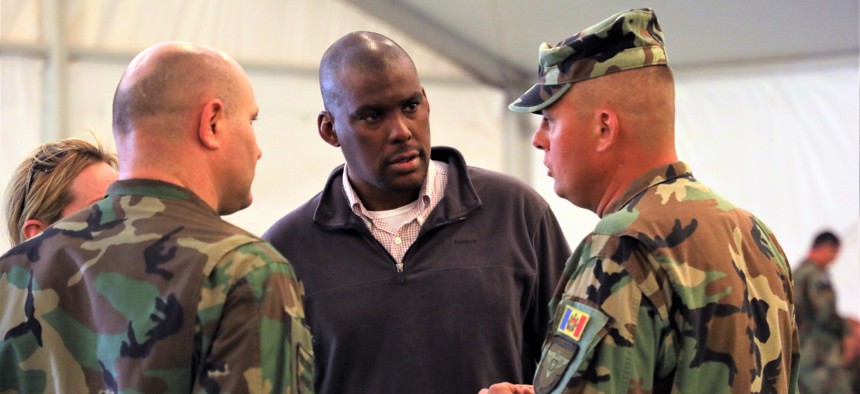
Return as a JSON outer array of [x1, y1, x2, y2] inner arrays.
[[557, 304, 590, 341]]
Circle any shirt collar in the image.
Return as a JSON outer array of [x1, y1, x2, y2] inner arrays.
[[342, 161, 438, 216]]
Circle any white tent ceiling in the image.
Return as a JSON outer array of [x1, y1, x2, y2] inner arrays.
[[347, 0, 860, 89], [4, 1, 858, 86]]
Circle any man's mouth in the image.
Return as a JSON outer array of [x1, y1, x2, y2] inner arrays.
[[544, 161, 553, 177], [389, 151, 421, 172]]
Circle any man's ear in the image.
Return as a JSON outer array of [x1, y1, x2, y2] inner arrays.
[[199, 99, 225, 150], [22, 219, 50, 241], [595, 110, 619, 153], [422, 88, 430, 114], [318, 110, 340, 147]]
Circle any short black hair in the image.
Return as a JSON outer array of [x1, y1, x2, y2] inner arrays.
[[812, 231, 840, 248], [319, 31, 414, 111]]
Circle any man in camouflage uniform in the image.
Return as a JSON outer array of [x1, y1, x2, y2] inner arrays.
[[0, 42, 313, 393], [794, 231, 851, 393], [482, 8, 799, 394]]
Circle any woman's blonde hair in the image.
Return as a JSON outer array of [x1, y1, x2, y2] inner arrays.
[[4, 136, 118, 246]]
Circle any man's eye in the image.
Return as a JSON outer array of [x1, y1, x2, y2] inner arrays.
[[362, 113, 382, 122], [404, 103, 419, 112]]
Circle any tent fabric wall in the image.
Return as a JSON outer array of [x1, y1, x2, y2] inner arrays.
[[1, 1, 858, 318], [1, 56, 44, 211], [674, 58, 859, 318]]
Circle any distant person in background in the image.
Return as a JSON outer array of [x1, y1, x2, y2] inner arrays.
[[794, 230, 852, 393], [4, 137, 117, 246], [484, 8, 798, 393]]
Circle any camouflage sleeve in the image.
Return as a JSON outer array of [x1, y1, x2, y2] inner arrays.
[[533, 235, 671, 393], [193, 242, 313, 393]]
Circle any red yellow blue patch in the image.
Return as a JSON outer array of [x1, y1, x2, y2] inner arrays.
[[557, 304, 590, 341]]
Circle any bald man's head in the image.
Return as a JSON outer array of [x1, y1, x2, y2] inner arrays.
[[112, 42, 244, 136], [571, 65, 676, 151], [319, 31, 417, 111]]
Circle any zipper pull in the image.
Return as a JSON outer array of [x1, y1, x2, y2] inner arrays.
[[395, 262, 405, 284]]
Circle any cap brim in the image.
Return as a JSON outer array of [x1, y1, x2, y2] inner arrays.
[[508, 82, 572, 113]]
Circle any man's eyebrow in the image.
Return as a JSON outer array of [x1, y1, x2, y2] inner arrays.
[[350, 104, 383, 115], [402, 92, 424, 104]]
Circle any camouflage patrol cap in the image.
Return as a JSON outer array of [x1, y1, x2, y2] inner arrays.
[[509, 8, 668, 113]]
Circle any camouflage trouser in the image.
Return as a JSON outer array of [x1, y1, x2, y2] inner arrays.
[[798, 341, 852, 394]]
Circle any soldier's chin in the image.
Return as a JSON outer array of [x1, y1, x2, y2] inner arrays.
[[220, 194, 253, 216], [240, 194, 254, 211]]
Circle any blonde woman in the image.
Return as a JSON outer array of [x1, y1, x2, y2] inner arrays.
[[4, 136, 118, 246]]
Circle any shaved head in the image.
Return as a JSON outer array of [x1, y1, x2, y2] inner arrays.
[[112, 42, 244, 135], [319, 31, 417, 111], [573, 65, 676, 150], [531, 65, 677, 214], [110, 42, 262, 215]]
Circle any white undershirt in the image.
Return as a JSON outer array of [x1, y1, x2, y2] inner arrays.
[[364, 200, 421, 231], [341, 160, 449, 263]]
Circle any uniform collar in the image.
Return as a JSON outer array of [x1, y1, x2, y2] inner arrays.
[[603, 161, 694, 215]]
